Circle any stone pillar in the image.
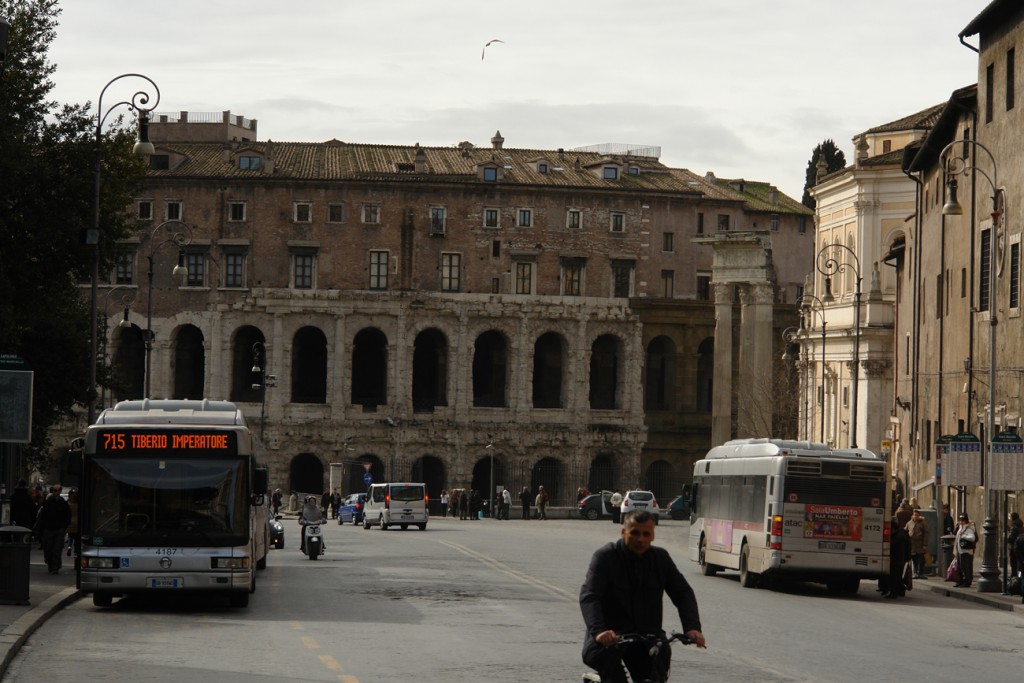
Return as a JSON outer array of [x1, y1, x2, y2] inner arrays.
[[712, 282, 733, 447]]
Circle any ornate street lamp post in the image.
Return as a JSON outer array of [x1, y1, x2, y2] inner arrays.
[[816, 244, 862, 448], [87, 74, 160, 424], [798, 293, 827, 444], [941, 138, 1004, 594]]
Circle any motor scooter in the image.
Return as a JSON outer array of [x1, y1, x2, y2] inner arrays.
[[300, 518, 326, 560]]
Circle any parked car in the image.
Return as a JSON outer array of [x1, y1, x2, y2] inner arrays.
[[578, 491, 616, 520], [666, 495, 691, 520], [621, 490, 659, 524], [338, 493, 367, 525], [268, 514, 285, 548]]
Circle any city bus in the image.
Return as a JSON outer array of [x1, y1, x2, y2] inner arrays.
[[78, 399, 270, 607], [689, 438, 888, 594]]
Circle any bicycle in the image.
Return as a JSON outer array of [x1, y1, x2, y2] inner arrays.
[[582, 631, 694, 683]]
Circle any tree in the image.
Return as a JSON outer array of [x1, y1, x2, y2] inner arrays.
[[0, 0, 147, 470], [801, 139, 847, 209]]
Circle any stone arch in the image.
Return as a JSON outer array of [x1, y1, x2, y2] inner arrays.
[[589, 333, 623, 410], [290, 452, 324, 497], [346, 454, 386, 494], [644, 459, 678, 505], [473, 329, 509, 408], [230, 325, 265, 403], [696, 337, 714, 412], [410, 455, 446, 514], [589, 453, 617, 493], [645, 336, 676, 410], [352, 327, 388, 407], [531, 456, 564, 504], [471, 455, 506, 502], [412, 328, 448, 412], [292, 326, 328, 403], [532, 332, 565, 408], [111, 323, 145, 402], [172, 324, 205, 400]]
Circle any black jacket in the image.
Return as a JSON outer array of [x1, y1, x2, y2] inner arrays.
[[580, 539, 701, 642], [37, 494, 71, 532]]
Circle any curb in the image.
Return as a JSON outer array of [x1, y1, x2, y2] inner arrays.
[[922, 581, 1019, 612], [0, 587, 81, 678]]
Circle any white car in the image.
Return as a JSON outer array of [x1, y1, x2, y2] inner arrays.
[[621, 490, 659, 524]]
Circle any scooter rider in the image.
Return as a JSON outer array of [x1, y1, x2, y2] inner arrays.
[[299, 496, 324, 552], [580, 509, 706, 682]]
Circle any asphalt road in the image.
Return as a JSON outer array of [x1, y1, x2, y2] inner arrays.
[[3, 515, 1023, 682]]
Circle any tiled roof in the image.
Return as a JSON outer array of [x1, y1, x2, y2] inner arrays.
[[863, 102, 945, 135], [710, 178, 813, 216], [148, 139, 807, 212]]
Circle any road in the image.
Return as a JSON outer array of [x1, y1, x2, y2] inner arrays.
[[4, 514, 1023, 682]]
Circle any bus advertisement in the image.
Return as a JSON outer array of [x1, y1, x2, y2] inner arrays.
[[78, 399, 269, 608], [689, 438, 888, 594]]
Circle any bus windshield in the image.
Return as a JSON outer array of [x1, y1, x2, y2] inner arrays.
[[84, 457, 248, 546]]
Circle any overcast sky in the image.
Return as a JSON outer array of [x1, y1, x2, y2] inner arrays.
[[47, 1, 988, 200]]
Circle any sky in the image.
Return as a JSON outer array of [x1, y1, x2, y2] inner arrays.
[[46, 0, 990, 201]]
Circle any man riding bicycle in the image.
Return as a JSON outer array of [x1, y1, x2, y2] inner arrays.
[[580, 509, 706, 682]]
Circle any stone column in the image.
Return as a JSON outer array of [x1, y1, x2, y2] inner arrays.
[[712, 282, 734, 446]]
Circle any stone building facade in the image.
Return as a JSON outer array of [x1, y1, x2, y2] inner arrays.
[[86, 119, 812, 505]]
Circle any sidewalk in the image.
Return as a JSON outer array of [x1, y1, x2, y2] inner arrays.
[[920, 574, 1023, 612], [0, 546, 80, 676]]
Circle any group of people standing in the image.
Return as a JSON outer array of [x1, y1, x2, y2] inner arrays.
[[438, 486, 550, 520], [9, 479, 77, 575]]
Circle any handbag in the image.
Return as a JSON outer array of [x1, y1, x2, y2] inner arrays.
[[945, 557, 961, 582]]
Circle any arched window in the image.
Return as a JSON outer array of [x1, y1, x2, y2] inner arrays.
[[352, 328, 388, 407], [645, 336, 676, 410], [412, 328, 448, 412], [532, 332, 565, 408], [172, 324, 205, 400], [589, 334, 622, 410], [292, 326, 327, 403], [230, 326, 265, 402], [473, 330, 509, 408]]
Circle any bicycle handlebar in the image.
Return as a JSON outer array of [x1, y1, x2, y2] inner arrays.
[[614, 631, 694, 648]]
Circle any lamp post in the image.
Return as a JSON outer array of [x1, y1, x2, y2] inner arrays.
[[798, 293, 827, 444], [143, 220, 193, 398], [87, 74, 160, 424], [781, 326, 803, 440], [485, 436, 495, 519], [251, 341, 277, 443], [816, 244, 862, 448], [941, 138, 1004, 594]]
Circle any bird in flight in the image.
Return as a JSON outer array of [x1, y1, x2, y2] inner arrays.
[[482, 39, 504, 60]]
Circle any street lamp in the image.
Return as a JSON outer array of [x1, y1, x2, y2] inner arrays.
[[87, 74, 160, 424], [487, 438, 495, 518], [816, 243, 862, 448], [143, 220, 193, 398], [798, 293, 828, 444], [941, 138, 1004, 594], [251, 341, 276, 443]]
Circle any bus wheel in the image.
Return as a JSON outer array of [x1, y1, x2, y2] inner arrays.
[[92, 593, 113, 608], [739, 544, 758, 588], [699, 536, 718, 577]]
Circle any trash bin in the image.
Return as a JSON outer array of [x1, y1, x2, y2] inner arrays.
[[940, 534, 956, 579], [0, 525, 32, 605]]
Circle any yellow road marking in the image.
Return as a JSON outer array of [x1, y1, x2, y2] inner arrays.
[[320, 655, 341, 670], [339, 676, 359, 683], [289, 620, 303, 630], [302, 635, 319, 649]]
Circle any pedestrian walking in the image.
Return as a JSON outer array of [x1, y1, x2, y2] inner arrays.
[[271, 488, 283, 515], [440, 490, 449, 517], [35, 486, 71, 574], [1007, 511, 1023, 577], [459, 489, 469, 520], [501, 487, 512, 520], [536, 485, 549, 520]]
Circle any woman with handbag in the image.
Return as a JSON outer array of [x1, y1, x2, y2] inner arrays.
[[954, 513, 978, 588]]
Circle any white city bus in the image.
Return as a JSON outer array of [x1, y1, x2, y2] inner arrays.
[[79, 399, 270, 608], [689, 438, 888, 594]]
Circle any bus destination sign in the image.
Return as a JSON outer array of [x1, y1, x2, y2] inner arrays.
[[97, 430, 237, 454]]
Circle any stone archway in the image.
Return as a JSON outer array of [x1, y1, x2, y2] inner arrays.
[[290, 453, 324, 498]]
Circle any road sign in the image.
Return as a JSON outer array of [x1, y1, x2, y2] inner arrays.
[[0, 355, 33, 444]]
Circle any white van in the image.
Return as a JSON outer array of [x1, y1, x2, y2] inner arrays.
[[362, 483, 429, 530]]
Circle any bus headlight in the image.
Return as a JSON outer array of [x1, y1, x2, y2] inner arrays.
[[83, 557, 119, 569], [212, 557, 250, 569]]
